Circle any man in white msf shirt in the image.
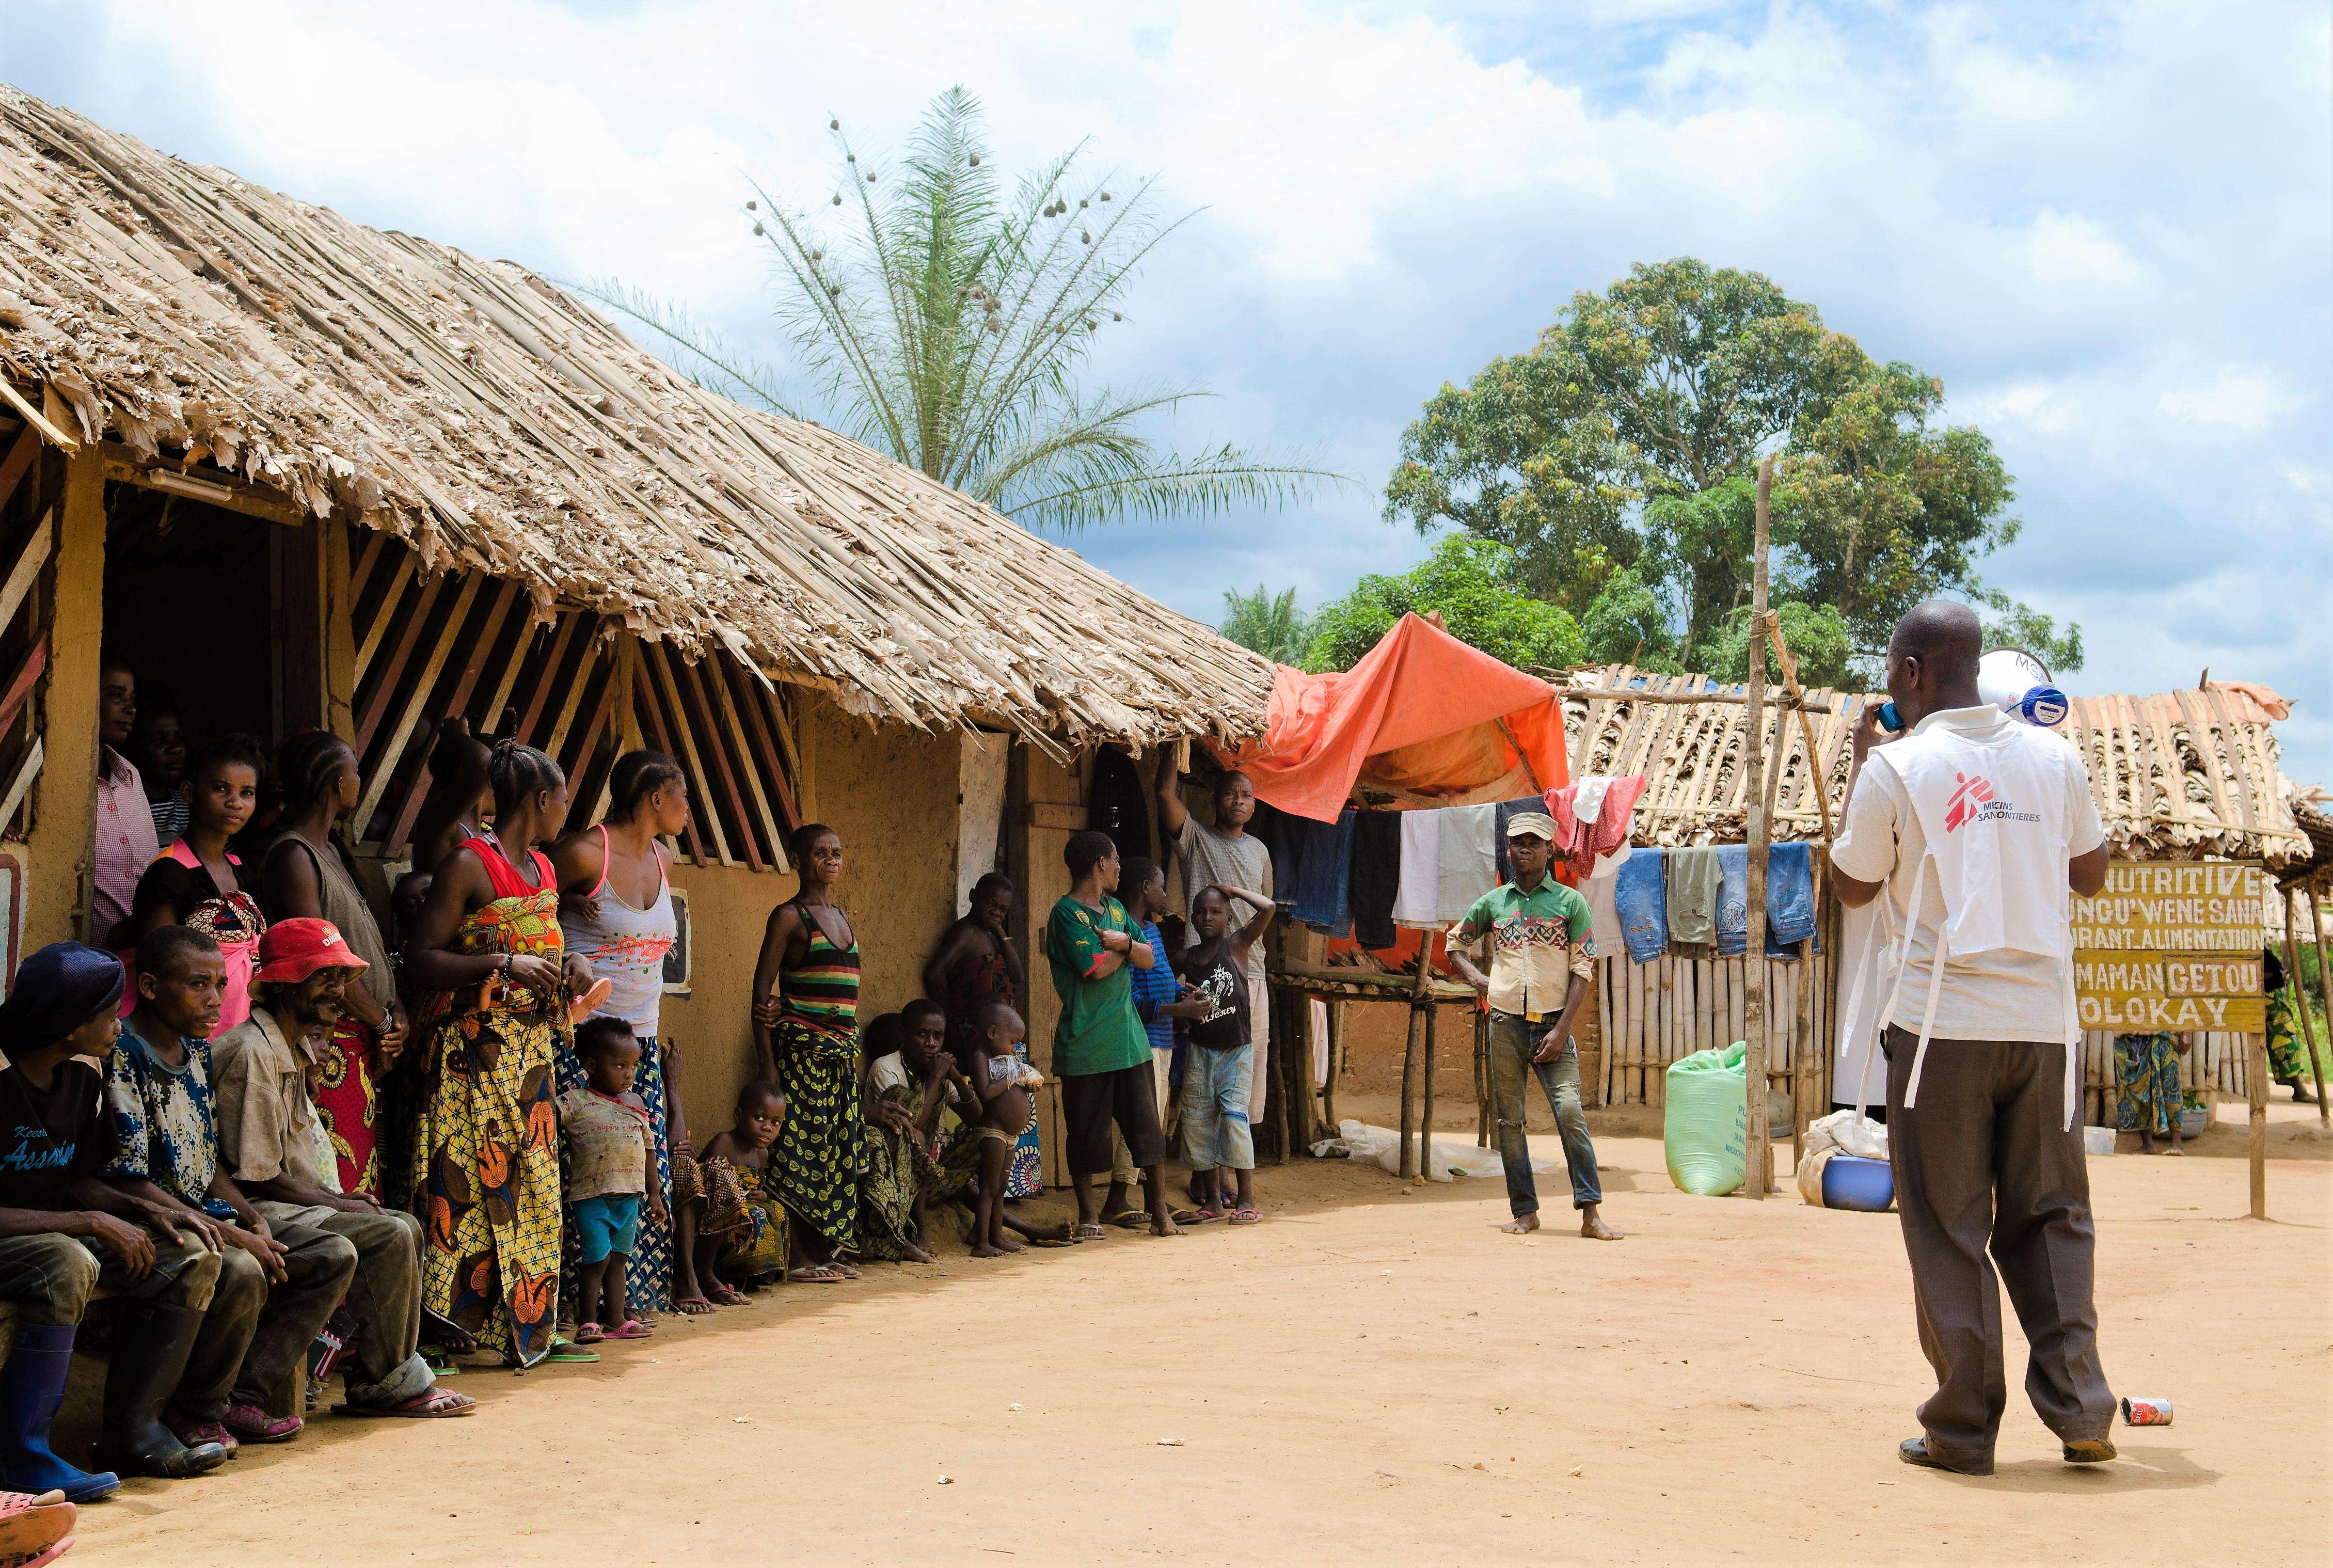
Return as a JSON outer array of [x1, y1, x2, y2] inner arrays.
[[1830, 600, 2118, 1477]]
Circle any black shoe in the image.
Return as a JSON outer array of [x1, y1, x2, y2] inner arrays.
[[2063, 1438, 2117, 1464], [100, 1304, 229, 1480], [1898, 1437, 1993, 1476]]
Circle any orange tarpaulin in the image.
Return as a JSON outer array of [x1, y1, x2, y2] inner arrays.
[[1214, 613, 1570, 822]]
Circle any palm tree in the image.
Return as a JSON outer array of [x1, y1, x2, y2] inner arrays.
[[1219, 584, 1310, 665], [584, 87, 1342, 530]]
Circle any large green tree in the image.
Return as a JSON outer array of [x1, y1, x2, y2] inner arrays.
[[1300, 536, 1583, 674], [586, 87, 1339, 530], [1386, 258, 2073, 674]]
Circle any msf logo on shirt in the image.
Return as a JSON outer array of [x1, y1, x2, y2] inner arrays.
[[1944, 772, 1996, 833]]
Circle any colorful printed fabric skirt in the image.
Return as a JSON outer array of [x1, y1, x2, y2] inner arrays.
[[771, 1018, 863, 1246], [1006, 1042, 1043, 1198], [409, 1006, 563, 1368], [2114, 1033, 2183, 1139], [2265, 990, 2306, 1083], [553, 1030, 673, 1314], [313, 1017, 382, 1199]]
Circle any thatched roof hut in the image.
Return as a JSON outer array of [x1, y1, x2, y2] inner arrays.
[[1560, 664, 2311, 868], [0, 84, 1271, 753]]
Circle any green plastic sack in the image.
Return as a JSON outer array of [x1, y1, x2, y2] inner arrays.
[[1665, 1043, 1748, 1196]]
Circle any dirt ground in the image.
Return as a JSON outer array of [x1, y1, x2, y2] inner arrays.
[[78, 1096, 2330, 1567]]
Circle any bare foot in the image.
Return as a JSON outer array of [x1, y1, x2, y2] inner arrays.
[[993, 1233, 1027, 1254], [1499, 1212, 1541, 1235], [1151, 1214, 1183, 1237], [902, 1242, 938, 1263], [1579, 1208, 1623, 1241], [969, 1242, 1004, 1259]]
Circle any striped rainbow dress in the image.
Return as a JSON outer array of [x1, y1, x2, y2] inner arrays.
[[770, 904, 864, 1245]]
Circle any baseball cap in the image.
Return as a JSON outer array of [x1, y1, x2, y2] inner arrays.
[[255, 917, 370, 985], [1503, 811, 1557, 841]]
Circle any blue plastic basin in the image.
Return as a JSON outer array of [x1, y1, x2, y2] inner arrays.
[[1821, 1155, 1895, 1213]]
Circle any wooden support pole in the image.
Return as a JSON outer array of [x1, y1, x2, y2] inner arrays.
[[1409, 1003, 1427, 1176], [2249, 1020, 2268, 1221], [1398, 1000, 1422, 1181], [2278, 887, 2324, 1116], [1794, 938, 1814, 1171], [1742, 456, 1774, 1199], [1322, 1000, 1343, 1134], [2305, 886, 2333, 1124], [26, 444, 104, 947]]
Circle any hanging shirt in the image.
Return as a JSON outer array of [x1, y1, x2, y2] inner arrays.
[[1391, 810, 1443, 927], [1831, 705, 2103, 1043], [1449, 878, 1595, 1019], [1435, 805, 1500, 919]]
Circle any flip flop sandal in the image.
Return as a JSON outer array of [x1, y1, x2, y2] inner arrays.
[[573, 1323, 607, 1344], [785, 1265, 846, 1284], [1170, 1208, 1216, 1225], [1071, 1223, 1106, 1241], [604, 1320, 655, 1340], [546, 1340, 601, 1363], [675, 1295, 716, 1316], [0, 1493, 75, 1559], [1230, 1207, 1262, 1224], [1022, 1233, 1076, 1247], [336, 1387, 478, 1418], [0, 1538, 74, 1568], [708, 1285, 752, 1305], [1102, 1210, 1152, 1229]]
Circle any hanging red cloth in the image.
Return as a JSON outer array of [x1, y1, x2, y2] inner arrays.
[[1214, 614, 1569, 823]]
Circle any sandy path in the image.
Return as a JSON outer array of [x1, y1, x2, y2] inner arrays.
[[81, 1103, 2329, 1567]]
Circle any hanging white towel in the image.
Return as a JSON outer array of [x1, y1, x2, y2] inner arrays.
[[1572, 773, 1616, 825], [1391, 810, 1443, 927], [1583, 869, 1624, 961], [1436, 804, 1500, 920]]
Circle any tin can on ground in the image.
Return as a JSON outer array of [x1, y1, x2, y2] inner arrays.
[[2122, 1396, 2173, 1427]]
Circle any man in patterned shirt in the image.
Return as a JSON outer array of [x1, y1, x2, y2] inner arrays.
[[1447, 813, 1622, 1241]]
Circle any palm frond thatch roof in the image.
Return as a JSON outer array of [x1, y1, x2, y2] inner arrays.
[[0, 85, 1271, 747], [1562, 665, 2310, 867]]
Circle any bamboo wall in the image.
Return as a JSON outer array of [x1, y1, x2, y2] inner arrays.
[[1596, 950, 2254, 1123]]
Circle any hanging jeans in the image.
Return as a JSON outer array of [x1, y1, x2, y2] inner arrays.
[[1613, 848, 1669, 963], [1486, 1013, 1602, 1216]]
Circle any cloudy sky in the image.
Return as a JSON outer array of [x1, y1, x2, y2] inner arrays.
[[5, 2, 2328, 778]]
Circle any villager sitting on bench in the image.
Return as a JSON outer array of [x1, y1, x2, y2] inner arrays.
[[104, 926, 356, 1454], [210, 921, 474, 1419], [0, 942, 228, 1494]]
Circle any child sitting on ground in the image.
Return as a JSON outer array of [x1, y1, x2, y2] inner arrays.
[[691, 1080, 788, 1300], [961, 999, 1044, 1258], [554, 1018, 668, 1342]]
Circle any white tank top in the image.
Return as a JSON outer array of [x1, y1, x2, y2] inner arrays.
[[558, 827, 677, 1036]]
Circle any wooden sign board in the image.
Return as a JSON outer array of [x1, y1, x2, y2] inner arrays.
[[2072, 862, 2264, 1033]]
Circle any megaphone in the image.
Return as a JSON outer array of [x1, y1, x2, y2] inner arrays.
[[1977, 647, 2068, 727]]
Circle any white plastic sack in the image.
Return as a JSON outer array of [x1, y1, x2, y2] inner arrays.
[[1806, 1108, 1890, 1163], [1797, 1146, 1836, 1207], [1321, 1120, 1563, 1183]]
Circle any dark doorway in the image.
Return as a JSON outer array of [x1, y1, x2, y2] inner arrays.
[[101, 484, 280, 758]]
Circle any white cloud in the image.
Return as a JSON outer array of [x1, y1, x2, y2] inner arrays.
[[2157, 368, 2306, 431], [2, 0, 2326, 778]]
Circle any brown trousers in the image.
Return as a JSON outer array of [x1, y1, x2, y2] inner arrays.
[[1884, 1027, 2116, 1462]]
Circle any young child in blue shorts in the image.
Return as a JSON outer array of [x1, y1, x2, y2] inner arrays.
[[557, 1018, 667, 1342]]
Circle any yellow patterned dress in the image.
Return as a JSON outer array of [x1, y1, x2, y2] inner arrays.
[[407, 839, 566, 1368]]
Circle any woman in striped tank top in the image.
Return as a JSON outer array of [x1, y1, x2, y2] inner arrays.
[[751, 823, 864, 1283]]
